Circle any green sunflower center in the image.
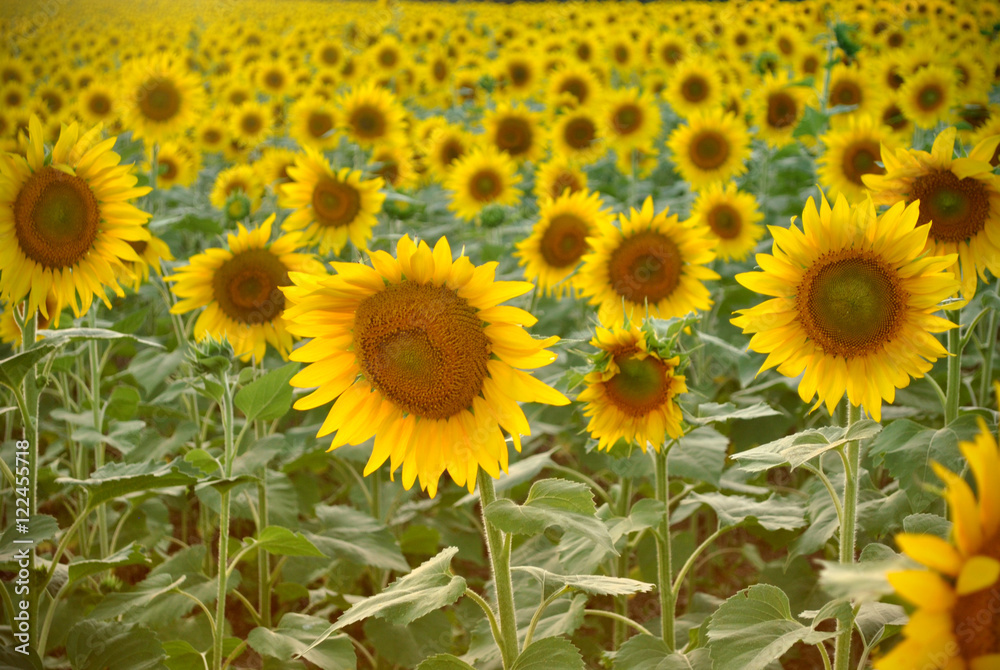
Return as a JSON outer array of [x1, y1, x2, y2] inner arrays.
[[564, 117, 596, 150], [496, 117, 532, 156], [312, 177, 362, 227], [689, 130, 731, 170], [470, 169, 503, 203], [607, 229, 683, 305], [212, 248, 289, 324], [909, 170, 990, 243], [139, 79, 181, 122], [708, 204, 742, 239], [766, 91, 798, 129], [797, 250, 906, 358], [540, 213, 590, 268], [353, 281, 490, 420], [604, 353, 671, 416], [13, 166, 101, 270]]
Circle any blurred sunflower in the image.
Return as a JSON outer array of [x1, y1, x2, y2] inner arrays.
[[195, 112, 229, 154], [425, 125, 472, 182], [578, 322, 687, 452], [817, 115, 891, 204], [751, 72, 812, 149], [77, 83, 118, 127], [732, 194, 959, 421], [444, 146, 523, 222], [826, 64, 873, 121], [533, 156, 587, 201], [0, 295, 59, 347], [121, 55, 204, 143], [145, 140, 201, 190], [288, 95, 338, 151], [210, 165, 265, 220], [370, 144, 419, 190], [256, 147, 299, 194], [552, 107, 605, 165], [118, 233, 173, 292], [689, 182, 764, 262], [281, 235, 569, 497], [483, 103, 545, 163], [547, 63, 602, 111], [169, 215, 323, 361], [602, 87, 661, 153], [0, 117, 150, 324], [667, 109, 750, 189], [664, 56, 724, 119], [230, 101, 274, 149], [899, 65, 956, 130], [338, 83, 407, 148], [496, 52, 539, 99], [515, 189, 614, 297], [873, 94, 914, 144], [578, 196, 719, 326], [279, 149, 385, 255]]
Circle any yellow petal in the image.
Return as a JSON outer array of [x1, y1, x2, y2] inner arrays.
[[895, 533, 963, 576], [956, 555, 1000, 596]]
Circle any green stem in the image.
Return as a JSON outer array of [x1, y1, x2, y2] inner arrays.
[[213, 373, 236, 670], [833, 402, 862, 670], [88, 311, 109, 558], [465, 588, 504, 656], [979, 281, 1000, 408], [613, 478, 632, 649], [945, 325, 962, 425], [477, 470, 519, 669], [654, 442, 675, 649], [523, 585, 570, 649], [583, 609, 649, 636]]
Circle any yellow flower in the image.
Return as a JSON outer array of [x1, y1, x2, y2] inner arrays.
[[281, 235, 569, 498], [338, 83, 407, 149], [444, 146, 523, 222], [663, 56, 724, 119], [898, 65, 956, 130], [210, 165, 264, 219], [601, 87, 662, 153], [689, 182, 764, 262], [751, 72, 814, 149], [120, 55, 205, 143], [146, 140, 201, 190], [817, 115, 893, 204], [732, 194, 959, 421], [666, 109, 751, 189], [533, 156, 588, 201], [483, 103, 546, 164], [551, 107, 605, 166], [288, 95, 339, 151]]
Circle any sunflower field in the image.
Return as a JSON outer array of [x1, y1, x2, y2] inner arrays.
[[2, 0, 1000, 668]]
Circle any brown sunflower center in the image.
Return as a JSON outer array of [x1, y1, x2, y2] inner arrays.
[[128, 239, 148, 255], [917, 84, 944, 112], [959, 104, 991, 130], [909, 170, 990, 243], [766, 91, 798, 128], [241, 113, 263, 135], [952, 535, 1000, 658], [707, 204, 742, 239], [550, 173, 582, 199], [440, 139, 464, 166], [378, 48, 398, 67], [13, 166, 101, 270], [211, 248, 289, 325], [495, 117, 532, 157], [613, 104, 643, 134], [470, 169, 503, 203], [662, 45, 682, 64], [160, 158, 179, 181], [203, 128, 222, 145], [604, 354, 671, 417], [320, 46, 340, 66], [539, 213, 590, 268], [350, 105, 386, 139], [307, 111, 333, 139], [139, 79, 181, 122], [312, 177, 361, 228], [796, 250, 906, 358], [803, 55, 819, 74], [374, 154, 400, 185], [264, 70, 284, 89], [607, 230, 683, 304], [882, 104, 908, 131], [560, 78, 588, 104], [353, 281, 490, 419], [510, 63, 530, 86], [88, 94, 111, 115], [777, 37, 794, 55], [831, 80, 862, 107], [564, 117, 596, 149], [681, 75, 709, 103], [841, 141, 884, 186], [433, 60, 447, 81], [689, 130, 731, 170]]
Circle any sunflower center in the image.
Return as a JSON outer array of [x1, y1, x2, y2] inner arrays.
[[952, 536, 1000, 658], [378, 49, 398, 67], [160, 158, 178, 180], [307, 111, 333, 138], [550, 173, 582, 198], [803, 55, 819, 74], [565, 117, 596, 149], [13, 166, 101, 270], [440, 139, 464, 166], [139, 79, 181, 122], [312, 177, 361, 227], [707, 204, 742, 239], [917, 84, 943, 111], [433, 60, 447, 81], [881, 104, 908, 131], [831, 80, 861, 107], [211, 248, 289, 325], [613, 104, 642, 134], [607, 230, 683, 304], [560, 78, 588, 103], [496, 117, 532, 156], [689, 130, 731, 170], [540, 213, 590, 268], [510, 63, 530, 86], [351, 105, 386, 139], [909, 170, 990, 243], [89, 94, 111, 115], [353, 281, 490, 420], [796, 250, 906, 358], [241, 113, 262, 134], [841, 141, 885, 185], [204, 129, 222, 144], [681, 76, 708, 103], [321, 46, 340, 65], [604, 354, 670, 416], [470, 169, 502, 202], [264, 71, 284, 89], [766, 91, 798, 128]]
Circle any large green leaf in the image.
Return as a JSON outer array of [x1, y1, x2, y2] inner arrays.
[[687, 492, 806, 531], [58, 460, 202, 510], [707, 584, 837, 670], [37, 327, 163, 349], [65, 620, 166, 670], [731, 420, 882, 473], [68, 542, 151, 583], [247, 613, 355, 669], [0, 514, 58, 561], [0, 343, 57, 390], [251, 526, 325, 557], [688, 401, 782, 425], [511, 636, 585, 670], [306, 505, 409, 572], [513, 566, 654, 596], [234, 362, 299, 423], [613, 635, 712, 670], [670, 427, 728, 488], [363, 611, 452, 667], [417, 655, 478, 670], [89, 573, 187, 620]]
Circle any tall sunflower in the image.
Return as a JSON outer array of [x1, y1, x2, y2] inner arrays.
[[168, 214, 324, 362], [898, 65, 956, 130], [751, 72, 813, 149], [666, 109, 751, 189], [279, 149, 386, 255], [602, 87, 662, 154], [338, 83, 407, 149], [577, 196, 719, 326], [877, 408, 1000, 669], [689, 182, 765, 262], [578, 322, 687, 452], [732, 194, 959, 421], [120, 55, 205, 143], [483, 103, 545, 164], [515, 189, 614, 298], [863, 127, 1000, 300], [817, 115, 893, 204], [444, 146, 523, 222], [281, 235, 569, 498], [0, 117, 150, 324]]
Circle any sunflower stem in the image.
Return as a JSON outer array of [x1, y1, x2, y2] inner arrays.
[[978, 280, 1000, 408], [213, 371, 236, 670], [654, 441, 676, 650], [833, 401, 862, 670], [477, 470, 519, 669], [613, 477, 632, 650], [88, 310, 110, 558], [945, 323, 962, 425]]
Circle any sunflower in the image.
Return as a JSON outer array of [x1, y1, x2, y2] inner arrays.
[[515, 189, 614, 297], [312, 39, 344, 71], [817, 115, 893, 204], [483, 103, 545, 164], [121, 55, 204, 143], [230, 101, 273, 149], [732, 194, 959, 421], [551, 107, 605, 165], [496, 52, 538, 99], [689, 182, 764, 262], [118, 233, 174, 292], [424, 125, 472, 182], [146, 140, 201, 190], [863, 128, 1000, 300], [370, 143, 419, 190], [663, 57, 724, 119], [195, 111, 229, 154], [279, 149, 386, 255], [873, 93, 914, 144], [826, 64, 872, 119], [533, 156, 588, 201], [255, 147, 299, 194], [0, 117, 150, 324], [77, 83, 118, 127], [169, 215, 323, 362], [210, 165, 264, 220], [577, 196, 719, 326], [602, 87, 661, 154], [281, 235, 569, 498], [546, 63, 603, 111], [667, 109, 751, 189], [876, 409, 1000, 669], [338, 83, 407, 149], [898, 65, 956, 130], [253, 59, 293, 99], [751, 72, 814, 149], [0, 295, 60, 347], [288, 95, 338, 151], [444, 146, 523, 222], [616, 146, 660, 180]]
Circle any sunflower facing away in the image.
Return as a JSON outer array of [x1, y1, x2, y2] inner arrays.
[[444, 145, 523, 222], [863, 127, 1000, 300], [279, 149, 386, 255], [168, 214, 324, 361], [281, 235, 570, 497], [515, 189, 614, 298], [0, 117, 151, 324], [732, 194, 960, 421], [689, 182, 765, 262], [877, 405, 1000, 669], [578, 321, 687, 452], [667, 109, 751, 190], [577, 196, 719, 326]]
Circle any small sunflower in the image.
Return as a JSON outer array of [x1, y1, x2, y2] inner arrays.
[[578, 322, 688, 452], [195, 112, 229, 154], [602, 87, 662, 153], [424, 125, 472, 182], [288, 95, 339, 151], [751, 72, 814, 149], [826, 64, 873, 121], [546, 63, 602, 111], [533, 156, 588, 201], [119, 233, 174, 292], [121, 55, 205, 143], [732, 194, 959, 421], [898, 65, 956, 130], [551, 107, 605, 165], [146, 140, 201, 190], [496, 52, 538, 99], [77, 83, 118, 127], [370, 143, 419, 190], [483, 103, 545, 164], [689, 183, 765, 262], [664, 56, 724, 119], [577, 196, 719, 326], [817, 115, 893, 204], [255, 147, 299, 194], [515, 189, 614, 297], [444, 146, 523, 222], [210, 165, 265, 220], [169, 215, 323, 361], [0, 117, 150, 324], [279, 149, 386, 255], [230, 101, 274, 149], [873, 94, 914, 144], [281, 235, 570, 498], [863, 127, 1000, 300], [338, 83, 407, 149], [667, 109, 751, 189]]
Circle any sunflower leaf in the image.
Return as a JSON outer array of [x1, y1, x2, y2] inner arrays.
[[511, 636, 585, 670], [417, 655, 478, 670], [512, 566, 654, 596], [613, 635, 712, 670], [234, 362, 299, 423], [58, 460, 202, 511], [686, 492, 806, 531], [247, 614, 355, 669]]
